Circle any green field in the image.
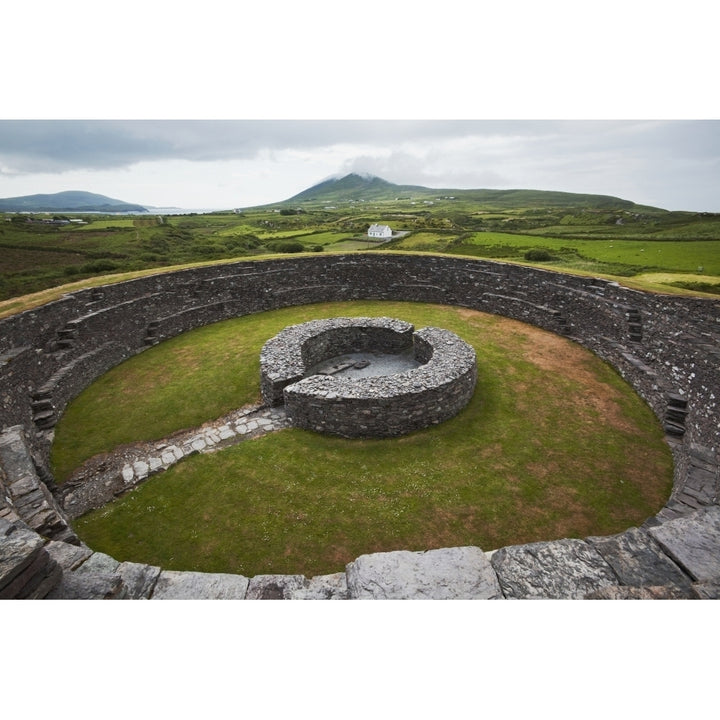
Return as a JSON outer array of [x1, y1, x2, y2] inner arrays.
[[394, 231, 720, 277], [57, 301, 674, 577], [73, 218, 137, 230], [3, 193, 720, 302]]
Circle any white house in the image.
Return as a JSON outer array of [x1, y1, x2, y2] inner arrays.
[[368, 223, 392, 239]]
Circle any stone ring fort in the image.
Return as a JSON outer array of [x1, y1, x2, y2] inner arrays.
[[1, 254, 719, 599]]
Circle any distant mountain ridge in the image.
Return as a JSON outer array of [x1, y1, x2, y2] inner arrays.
[[0, 191, 148, 213], [282, 173, 652, 210]]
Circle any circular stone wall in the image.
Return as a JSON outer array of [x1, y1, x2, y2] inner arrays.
[[260, 317, 477, 438], [1, 253, 719, 599]]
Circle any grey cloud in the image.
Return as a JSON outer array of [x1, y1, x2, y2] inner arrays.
[[1, 119, 718, 211], [0, 119, 634, 174], [0, 119, 503, 173]]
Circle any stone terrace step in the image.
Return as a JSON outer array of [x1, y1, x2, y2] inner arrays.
[[0, 426, 79, 543], [0, 517, 62, 599]]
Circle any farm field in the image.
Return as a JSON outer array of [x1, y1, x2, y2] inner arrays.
[[389, 231, 720, 278], [2, 195, 720, 307], [56, 300, 674, 577]]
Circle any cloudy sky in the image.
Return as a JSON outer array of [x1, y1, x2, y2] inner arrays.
[[1, 119, 718, 212]]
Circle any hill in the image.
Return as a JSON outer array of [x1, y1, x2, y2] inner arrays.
[[285, 173, 430, 204], [279, 173, 656, 211], [0, 191, 148, 213]]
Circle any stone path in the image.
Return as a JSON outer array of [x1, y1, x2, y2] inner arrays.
[[59, 404, 291, 518]]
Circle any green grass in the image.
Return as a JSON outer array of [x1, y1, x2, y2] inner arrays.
[[331, 239, 388, 251], [60, 300, 674, 577], [4, 199, 719, 301], [389, 231, 720, 276], [296, 231, 352, 246]]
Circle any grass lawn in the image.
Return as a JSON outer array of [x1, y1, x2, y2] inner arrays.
[[388, 232, 720, 279], [58, 301, 674, 577], [330, 239, 388, 251]]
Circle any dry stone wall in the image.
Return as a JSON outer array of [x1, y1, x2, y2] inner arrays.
[[260, 316, 417, 405], [1, 253, 719, 599], [261, 317, 477, 438]]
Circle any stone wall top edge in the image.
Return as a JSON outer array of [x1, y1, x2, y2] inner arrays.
[[2, 253, 720, 327], [286, 363, 476, 399]]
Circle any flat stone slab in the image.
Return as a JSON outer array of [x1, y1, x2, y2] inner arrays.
[[691, 579, 720, 599], [585, 584, 696, 599], [245, 574, 308, 599], [54, 571, 126, 600], [346, 546, 502, 599], [117, 561, 162, 599], [44, 540, 93, 571], [1, 518, 45, 588], [490, 539, 618, 599], [76, 551, 120, 575], [0, 518, 58, 598], [289, 573, 349, 600], [151, 570, 250, 599], [648, 506, 720, 582], [586, 526, 692, 588]]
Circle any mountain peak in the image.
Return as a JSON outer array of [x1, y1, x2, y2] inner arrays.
[[276, 173, 646, 211], [284, 173, 399, 203]]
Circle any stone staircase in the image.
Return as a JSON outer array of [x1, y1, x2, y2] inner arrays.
[[0, 427, 79, 544]]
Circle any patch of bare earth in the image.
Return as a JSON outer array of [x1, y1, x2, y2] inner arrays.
[[474, 313, 642, 434]]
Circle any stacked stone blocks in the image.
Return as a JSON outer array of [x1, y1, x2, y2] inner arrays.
[[1, 253, 718, 598], [261, 317, 477, 438]]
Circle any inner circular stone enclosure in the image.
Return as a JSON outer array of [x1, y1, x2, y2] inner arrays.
[[260, 317, 478, 438]]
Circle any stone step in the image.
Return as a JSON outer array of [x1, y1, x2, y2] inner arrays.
[[31, 398, 54, 413], [665, 407, 688, 423], [664, 420, 686, 436], [32, 410, 57, 430], [0, 427, 79, 544], [0, 518, 63, 599], [666, 391, 688, 409]]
